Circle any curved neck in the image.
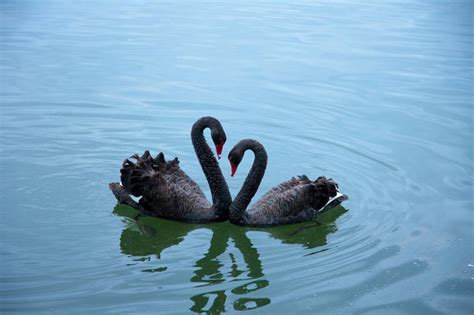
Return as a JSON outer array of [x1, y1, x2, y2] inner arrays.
[[191, 117, 231, 219], [229, 140, 267, 224]]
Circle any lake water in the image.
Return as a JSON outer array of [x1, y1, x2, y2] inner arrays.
[[1, 1, 472, 314]]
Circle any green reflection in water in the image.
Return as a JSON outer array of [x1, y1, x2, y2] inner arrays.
[[113, 205, 347, 313]]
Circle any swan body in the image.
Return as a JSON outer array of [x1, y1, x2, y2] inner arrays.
[[109, 117, 231, 222], [228, 139, 347, 227]]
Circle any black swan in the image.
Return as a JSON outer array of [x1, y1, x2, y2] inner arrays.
[[109, 116, 232, 222], [228, 139, 348, 227]]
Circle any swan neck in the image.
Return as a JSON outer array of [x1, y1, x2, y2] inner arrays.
[[229, 140, 267, 224], [191, 117, 231, 219]]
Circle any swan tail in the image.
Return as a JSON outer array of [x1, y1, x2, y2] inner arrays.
[[120, 150, 167, 196], [296, 175, 310, 183], [165, 157, 180, 172], [313, 176, 339, 195], [310, 177, 346, 212], [108, 182, 139, 209], [120, 158, 137, 193], [129, 164, 163, 196], [152, 152, 180, 172]]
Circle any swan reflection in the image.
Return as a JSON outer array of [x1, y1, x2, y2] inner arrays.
[[113, 204, 347, 313]]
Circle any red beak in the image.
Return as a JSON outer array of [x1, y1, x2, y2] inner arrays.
[[230, 162, 237, 177], [215, 142, 224, 159]]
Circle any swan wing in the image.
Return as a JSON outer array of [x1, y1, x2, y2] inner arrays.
[[256, 175, 311, 205], [162, 160, 207, 200], [247, 184, 315, 225], [121, 160, 212, 219], [140, 178, 211, 220], [246, 176, 345, 226], [120, 150, 206, 200]]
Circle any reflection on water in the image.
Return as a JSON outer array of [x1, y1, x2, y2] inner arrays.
[[189, 226, 269, 313], [114, 204, 347, 312]]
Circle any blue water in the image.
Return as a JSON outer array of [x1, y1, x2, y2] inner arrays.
[[1, 1, 473, 314]]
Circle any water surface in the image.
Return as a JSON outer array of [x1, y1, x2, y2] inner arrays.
[[1, 0, 473, 314]]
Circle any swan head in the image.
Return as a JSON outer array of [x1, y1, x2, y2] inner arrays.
[[228, 147, 243, 177], [211, 125, 226, 160], [227, 139, 265, 177]]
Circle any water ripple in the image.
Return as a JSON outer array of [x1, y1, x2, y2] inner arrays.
[[1, 0, 472, 314]]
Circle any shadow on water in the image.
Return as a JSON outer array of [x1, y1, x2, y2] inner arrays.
[[113, 205, 347, 313]]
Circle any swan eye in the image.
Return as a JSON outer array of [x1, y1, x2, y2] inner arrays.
[[228, 156, 236, 165]]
